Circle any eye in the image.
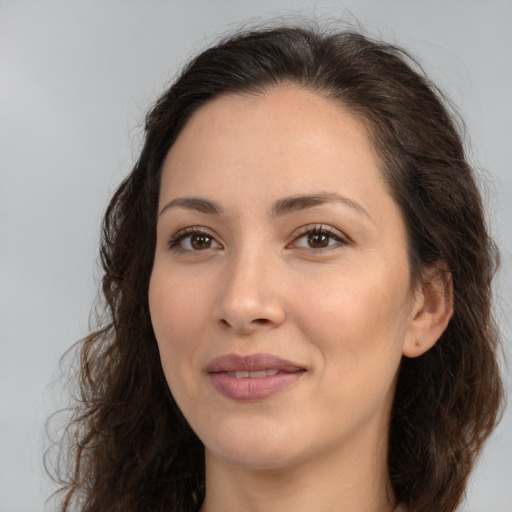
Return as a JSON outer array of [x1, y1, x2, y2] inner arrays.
[[291, 225, 348, 251], [168, 227, 222, 252]]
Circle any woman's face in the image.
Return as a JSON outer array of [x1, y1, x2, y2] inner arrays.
[[149, 86, 419, 471]]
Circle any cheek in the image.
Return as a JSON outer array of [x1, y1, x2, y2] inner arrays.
[[299, 271, 408, 331], [148, 271, 206, 380], [290, 266, 411, 376]]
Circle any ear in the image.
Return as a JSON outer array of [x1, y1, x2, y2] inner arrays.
[[402, 262, 454, 358]]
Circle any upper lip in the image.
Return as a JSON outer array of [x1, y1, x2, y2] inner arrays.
[[205, 353, 305, 373]]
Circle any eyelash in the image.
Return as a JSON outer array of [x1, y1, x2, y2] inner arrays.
[[167, 224, 349, 253], [290, 224, 349, 252], [167, 227, 220, 253]]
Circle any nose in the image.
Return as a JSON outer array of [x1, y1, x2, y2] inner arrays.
[[213, 251, 286, 335]]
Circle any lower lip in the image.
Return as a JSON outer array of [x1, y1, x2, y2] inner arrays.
[[209, 371, 305, 401]]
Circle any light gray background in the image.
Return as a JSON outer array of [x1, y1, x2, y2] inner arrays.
[[1, 1, 511, 511]]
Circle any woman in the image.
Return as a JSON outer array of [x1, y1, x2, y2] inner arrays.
[[51, 24, 504, 512]]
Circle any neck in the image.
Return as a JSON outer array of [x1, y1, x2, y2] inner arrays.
[[200, 425, 396, 512]]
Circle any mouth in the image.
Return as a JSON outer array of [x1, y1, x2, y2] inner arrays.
[[226, 369, 280, 378], [206, 353, 305, 373], [206, 353, 306, 401]]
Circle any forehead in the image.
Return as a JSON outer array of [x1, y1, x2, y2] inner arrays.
[[161, 86, 387, 202]]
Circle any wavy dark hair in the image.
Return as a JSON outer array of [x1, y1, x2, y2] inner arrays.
[[48, 23, 504, 512]]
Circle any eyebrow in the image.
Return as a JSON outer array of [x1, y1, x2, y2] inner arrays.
[[159, 192, 372, 222], [159, 197, 222, 216], [269, 192, 372, 222]]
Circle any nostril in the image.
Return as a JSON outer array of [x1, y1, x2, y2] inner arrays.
[[217, 317, 270, 331]]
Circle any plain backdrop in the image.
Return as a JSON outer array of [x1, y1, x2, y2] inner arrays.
[[1, 1, 511, 511]]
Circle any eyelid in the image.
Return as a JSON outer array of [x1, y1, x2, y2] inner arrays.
[[288, 224, 350, 251], [166, 223, 350, 253], [167, 226, 223, 252]]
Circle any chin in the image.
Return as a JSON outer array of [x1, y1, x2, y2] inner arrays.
[[202, 418, 305, 471], [208, 443, 300, 472]]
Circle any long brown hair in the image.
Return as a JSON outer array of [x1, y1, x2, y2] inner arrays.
[[48, 24, 504, 512]]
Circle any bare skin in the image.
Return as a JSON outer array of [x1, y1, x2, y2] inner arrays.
[[149, 86, 452, 512]]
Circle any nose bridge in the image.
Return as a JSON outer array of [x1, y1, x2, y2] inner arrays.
[[214, 236, 285, 332]]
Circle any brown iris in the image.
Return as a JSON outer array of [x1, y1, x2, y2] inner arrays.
[[190, 234, 213, 250], [308, 232, 329, 248]]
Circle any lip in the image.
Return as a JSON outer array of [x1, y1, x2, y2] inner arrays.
[[205, 353, 306, 401]]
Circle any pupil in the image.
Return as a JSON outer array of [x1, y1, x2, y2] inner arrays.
[[308, 232, 328, 248], [191, 234, 211, 250]]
